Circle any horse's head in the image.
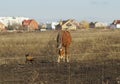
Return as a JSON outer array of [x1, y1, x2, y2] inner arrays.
[[59, 48, 64, 57]]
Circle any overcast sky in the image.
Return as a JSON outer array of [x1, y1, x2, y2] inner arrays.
[[0, 0, 120, 23]]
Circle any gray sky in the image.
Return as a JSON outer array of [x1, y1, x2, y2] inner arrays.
[[0, 0, 120, 23]]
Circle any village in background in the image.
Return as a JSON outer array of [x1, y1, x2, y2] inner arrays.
[[0, 16, 120, 32]]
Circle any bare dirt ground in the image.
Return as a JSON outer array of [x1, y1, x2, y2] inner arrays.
[[0, 60, 120, 84]]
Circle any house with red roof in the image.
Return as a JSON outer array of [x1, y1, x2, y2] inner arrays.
[[22, 19, 39, 31], [110, 20, 120, 28]]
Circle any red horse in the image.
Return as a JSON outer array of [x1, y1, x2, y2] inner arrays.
[[57, 30, 72, 63]]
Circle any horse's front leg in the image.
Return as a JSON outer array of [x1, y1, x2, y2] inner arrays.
[[57, 55, 61, 63], [65, 46, 69, 63], [57, 55, 64, 63]]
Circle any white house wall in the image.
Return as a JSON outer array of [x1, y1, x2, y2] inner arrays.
[[46, 22, 59, 29], [110, 24, 120, 28], [95, 22, 108, 28], [116, 24, 120, 28], [0, 17, 29, 27]]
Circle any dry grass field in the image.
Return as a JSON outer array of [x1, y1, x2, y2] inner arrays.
[[0, 29, 120, 84]]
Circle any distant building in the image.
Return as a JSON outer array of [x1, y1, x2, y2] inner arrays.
[[110, 20, 120, 28], [46, 22, 59, 30], [0, 16, 29, 27], [0, 22, 6, 31], [95, 22, 108, 28], [89, 22, 108, 28], [22, 19, 39, 31], [56, 19, 77, 30], [89, 22, 95, 28], [112, 20, 120, 24]]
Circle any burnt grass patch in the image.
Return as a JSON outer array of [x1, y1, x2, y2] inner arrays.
[[0, 60, 120, 84]]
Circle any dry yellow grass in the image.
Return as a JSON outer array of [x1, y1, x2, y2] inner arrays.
[[70, 29, 120, 61], [0, 29, 120, 64]]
